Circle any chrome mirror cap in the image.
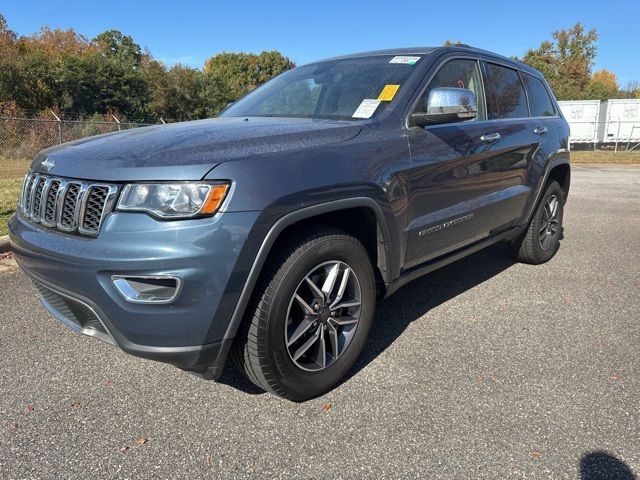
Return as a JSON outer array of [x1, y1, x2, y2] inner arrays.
[[411, 87, 478, 127]]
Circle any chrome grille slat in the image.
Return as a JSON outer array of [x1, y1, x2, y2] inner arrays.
[[27, 173, 41, 218], [80, 186, 111, 235], [19, 172, 117, 237], [31, 176, 46, 221], [58, 183, 81, 231], [42, 180, 61, 226], [20, 173, 34, 210]]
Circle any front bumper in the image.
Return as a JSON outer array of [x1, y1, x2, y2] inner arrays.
[[9, 208, 260, 376]]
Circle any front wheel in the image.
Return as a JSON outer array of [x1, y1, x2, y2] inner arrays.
[[232, 227, 376, 401], [510, 181, 565, 264]]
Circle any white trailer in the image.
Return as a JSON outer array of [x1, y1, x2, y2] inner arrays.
[[597, 99, 640, 145], [557, 100, 601, 145]]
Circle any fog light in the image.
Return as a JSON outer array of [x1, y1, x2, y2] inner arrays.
[[111, 275, 181, 304]]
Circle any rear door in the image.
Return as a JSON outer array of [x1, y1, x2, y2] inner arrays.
[[404, 58, 539, 269]]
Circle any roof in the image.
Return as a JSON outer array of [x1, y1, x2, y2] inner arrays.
[[315, 45, 541, 77]]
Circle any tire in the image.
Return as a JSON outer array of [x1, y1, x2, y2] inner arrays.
[[231, 227, 376, 401], [510, 181, 565, 264]]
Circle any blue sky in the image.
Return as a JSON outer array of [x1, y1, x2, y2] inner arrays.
[[2, 0, 639, 85]]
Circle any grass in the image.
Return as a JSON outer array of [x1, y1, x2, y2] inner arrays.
[[0, 157, 31, 178], [571, 150, 640, 165], [0, 178, 23, 236]]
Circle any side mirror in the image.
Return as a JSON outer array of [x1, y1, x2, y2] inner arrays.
[[410, 87, 477, 127]]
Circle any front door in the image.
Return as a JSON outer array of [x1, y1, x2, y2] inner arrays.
[[404, 57, 538, 269]]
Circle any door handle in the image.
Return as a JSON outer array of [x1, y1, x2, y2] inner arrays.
[[480, 133, 501, 143], [533, 126, 548, 135]]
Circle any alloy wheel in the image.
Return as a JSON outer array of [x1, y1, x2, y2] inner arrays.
[[284, 261, 362, 372], [539, 194, 560, 250]]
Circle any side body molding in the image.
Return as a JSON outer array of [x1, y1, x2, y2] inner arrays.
[[222, 197, 394, 341]]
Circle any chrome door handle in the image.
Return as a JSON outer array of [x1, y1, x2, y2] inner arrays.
[[480, 133, 501, 143], [534, 126, 548, 135]]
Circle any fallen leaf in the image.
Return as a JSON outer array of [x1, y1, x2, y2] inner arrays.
[[321, 402, 332, 413], [610, 372, 619, 381], [119, 445, 129, 452], [26, 404, 35, 413], [134, 437, 148, 446], [70, 402, 80, 409], [531, 451, 542, 459]]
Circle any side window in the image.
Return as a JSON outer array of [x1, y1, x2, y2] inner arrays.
[[485, 63, 528, 119], [420, 59, 486, 121], [522, 73, 557, 117]]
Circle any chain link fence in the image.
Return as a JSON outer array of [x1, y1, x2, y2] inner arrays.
[[0, 116, 155, 179]]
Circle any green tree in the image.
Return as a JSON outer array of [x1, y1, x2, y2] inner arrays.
[[0, 14, 18, 104], [202, 51, 294, 114], [143, 60, 205, 121], [522, 23, 598, 100], [0, 14, 295, 122], [584, 69, 619, 100], [93, 30, 142, 66]]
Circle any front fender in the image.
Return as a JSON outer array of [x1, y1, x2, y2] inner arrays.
[[218, 196, 398, 343]]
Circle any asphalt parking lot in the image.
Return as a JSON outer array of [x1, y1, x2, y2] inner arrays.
[[1, 165, 639, 479]]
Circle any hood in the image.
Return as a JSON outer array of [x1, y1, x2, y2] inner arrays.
[[31, 117, 362, 181]]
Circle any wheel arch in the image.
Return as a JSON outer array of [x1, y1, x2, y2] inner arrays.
[[523, 156, 571, 225], [548, 161, 571, 200], [222, 198, 395, 342]]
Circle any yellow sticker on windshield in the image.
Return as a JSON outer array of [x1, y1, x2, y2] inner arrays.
[[378, 84, 400, 102]]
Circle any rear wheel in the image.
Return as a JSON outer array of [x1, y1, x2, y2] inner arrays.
[[510, 181, 564, 264], [232, 227, 376, 401]]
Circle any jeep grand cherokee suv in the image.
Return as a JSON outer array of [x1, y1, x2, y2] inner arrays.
[[9, 46, 570, 401]]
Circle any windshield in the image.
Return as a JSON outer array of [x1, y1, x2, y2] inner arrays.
[[220, 55, 422, 121]]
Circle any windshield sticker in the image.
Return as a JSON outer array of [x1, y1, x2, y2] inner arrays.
[[378, 84, 400, 102], [389, 56, 420, 65], [353, 99, 381, 119]]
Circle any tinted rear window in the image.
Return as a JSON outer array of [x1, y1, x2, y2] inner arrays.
[[486, 63, 528, 120], [522, 73, 557, 117]]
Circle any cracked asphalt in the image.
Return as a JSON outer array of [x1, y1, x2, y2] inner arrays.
[[1, 165, 639, 479]]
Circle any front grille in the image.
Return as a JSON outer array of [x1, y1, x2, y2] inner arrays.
[[19, 172, 117, 236], [82, 186, 110, 234], [42, 181, 60, 225]]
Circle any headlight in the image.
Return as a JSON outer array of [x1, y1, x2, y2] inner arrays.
[[116, 182, 229, 219]]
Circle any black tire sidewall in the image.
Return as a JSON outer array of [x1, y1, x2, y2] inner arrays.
[[531, 182, 564, 262], [264, 236, 375, 400]]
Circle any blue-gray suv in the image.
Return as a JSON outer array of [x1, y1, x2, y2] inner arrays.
[[9, 46, 570, 401]]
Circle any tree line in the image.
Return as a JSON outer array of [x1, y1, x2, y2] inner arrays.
[[520, 23, 638, 101], [0, 15, 637, 124], [0, 14, 294, 123]]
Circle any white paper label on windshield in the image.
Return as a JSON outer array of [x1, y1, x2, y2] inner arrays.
[[389, 56, 421, 65], [352, 99, 381, 119]]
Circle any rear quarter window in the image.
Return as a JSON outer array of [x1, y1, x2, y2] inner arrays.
[[522, 73, 557, 117]]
